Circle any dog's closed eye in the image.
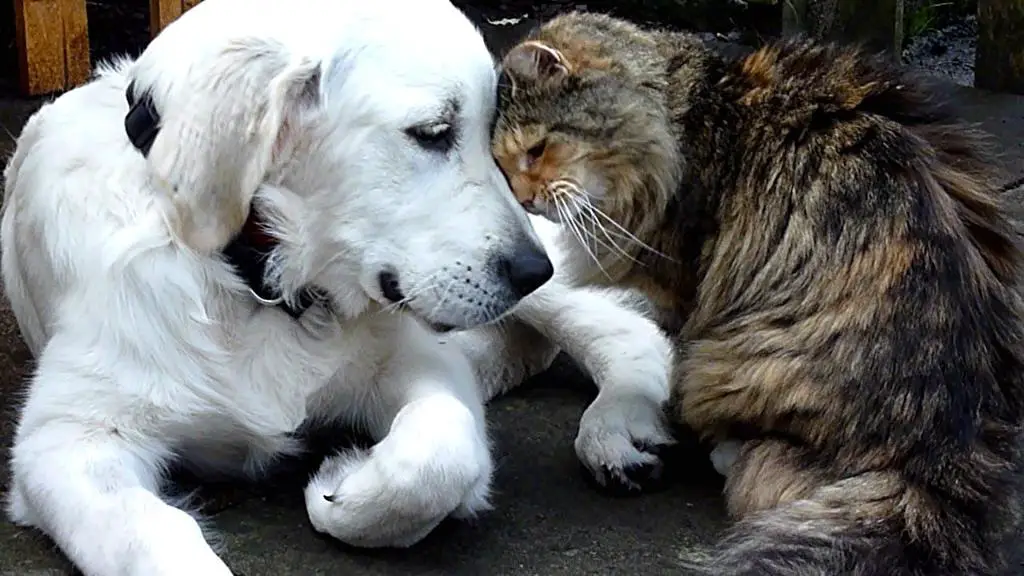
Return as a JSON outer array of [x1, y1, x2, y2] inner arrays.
[[406, 121, 455, 154]]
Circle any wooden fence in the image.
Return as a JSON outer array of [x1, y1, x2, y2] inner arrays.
[[781, 0, 1024, 94], [13, 0, 1024, 96]]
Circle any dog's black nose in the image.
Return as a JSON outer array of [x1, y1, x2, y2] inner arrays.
[[500, 244, 554, 298], [378, 270, 405, 303]]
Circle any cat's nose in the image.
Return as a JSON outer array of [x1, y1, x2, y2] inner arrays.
[[521, 198, 545, 215]]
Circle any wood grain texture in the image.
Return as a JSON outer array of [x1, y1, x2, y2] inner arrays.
[[150, 0, 183, 39], [976, 0, 1024, 94], [151, 0, 203, 38], [15, 0, 90, 95], [831, 0, 904, 60], [60, 0, 91, 88]]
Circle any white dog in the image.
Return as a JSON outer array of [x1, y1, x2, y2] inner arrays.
[[0, 0, 674, 574]]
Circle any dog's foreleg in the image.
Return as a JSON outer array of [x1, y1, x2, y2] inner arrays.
[[441, 319, 561, 402], [304, 326, 492, 548], [8, 415, 231, 576], [511, 282, 676, 492]]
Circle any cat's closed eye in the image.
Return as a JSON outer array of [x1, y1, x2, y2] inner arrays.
[[526, 139, 547, 163]]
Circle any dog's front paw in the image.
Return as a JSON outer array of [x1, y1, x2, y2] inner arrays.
[[304, 442, 491, 548], [575, 391, 675, 495]]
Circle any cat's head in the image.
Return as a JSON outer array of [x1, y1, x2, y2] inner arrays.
[[491, 14, 680, 238]]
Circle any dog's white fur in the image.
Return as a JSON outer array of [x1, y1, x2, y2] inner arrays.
[[0, 0, 674, 574]]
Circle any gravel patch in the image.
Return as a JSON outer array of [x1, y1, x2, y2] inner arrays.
[[903, 16, 978, 87]]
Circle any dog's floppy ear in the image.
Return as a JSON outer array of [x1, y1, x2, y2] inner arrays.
[[145, 38, 324, 254]]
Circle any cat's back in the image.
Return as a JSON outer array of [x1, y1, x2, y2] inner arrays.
[[704, 38, 1019, 292], [671, 36, 1024, 576], [683, 37, 1024, 443], [715, 38, 1004, 214]]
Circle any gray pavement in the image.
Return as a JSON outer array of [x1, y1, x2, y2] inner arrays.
[[0, 23, 1023, 576]]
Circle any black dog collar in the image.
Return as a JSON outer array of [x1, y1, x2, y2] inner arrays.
[[124, 81, 321, 319], [125, 81, 161, 156]]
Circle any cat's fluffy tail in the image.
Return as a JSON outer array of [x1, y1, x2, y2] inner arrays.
[[683, 470, 1010, 576]]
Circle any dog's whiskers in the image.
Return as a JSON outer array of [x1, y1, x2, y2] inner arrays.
[[378, 269, 446, 315], [427, 275, 462, 320]]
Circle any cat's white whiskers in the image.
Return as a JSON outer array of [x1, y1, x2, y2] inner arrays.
[[555, 195, 611, 279], [586, 201, 674, 261], [556, 174, 672, 262], [555, 179, 637, 264], [570, 195, 642, 266], [567, 196, 621, 258], [553, 181, 622, 261]]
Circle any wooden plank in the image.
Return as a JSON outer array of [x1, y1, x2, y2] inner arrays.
[[830, 0, 905, 60], [14, 0, 90, 95], [151, 0, 203, 38], [150, 0, 183, 39], [976, 0, 1024, 95], [15, 0, 82, 95], [60, 0, 91, 88]]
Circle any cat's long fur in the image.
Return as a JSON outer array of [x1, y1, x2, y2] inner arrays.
[[493, 12, 1024, 575]]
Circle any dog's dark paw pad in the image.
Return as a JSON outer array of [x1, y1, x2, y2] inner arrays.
[[582, 457, 667, 497], [619, 458, 665, 489], [633, 440, 668, 456]]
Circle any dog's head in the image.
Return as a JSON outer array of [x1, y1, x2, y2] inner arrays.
[[130, 0, 552, 331]]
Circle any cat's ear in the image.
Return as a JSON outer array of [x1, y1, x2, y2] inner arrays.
[[503, 41, 571, 84]]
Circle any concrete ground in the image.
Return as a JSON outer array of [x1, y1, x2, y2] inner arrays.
[[0, 17, 1023, 575]]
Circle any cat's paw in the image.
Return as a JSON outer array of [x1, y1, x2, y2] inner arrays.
[[574, 391, 675, 495], [710, 439, 743, 477]]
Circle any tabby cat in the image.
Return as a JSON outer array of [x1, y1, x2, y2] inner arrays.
[[492, 11, 1024, 575]]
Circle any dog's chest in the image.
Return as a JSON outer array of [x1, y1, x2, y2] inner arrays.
[[167, 308, 397, 476], [176, 421, 305, 477]]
